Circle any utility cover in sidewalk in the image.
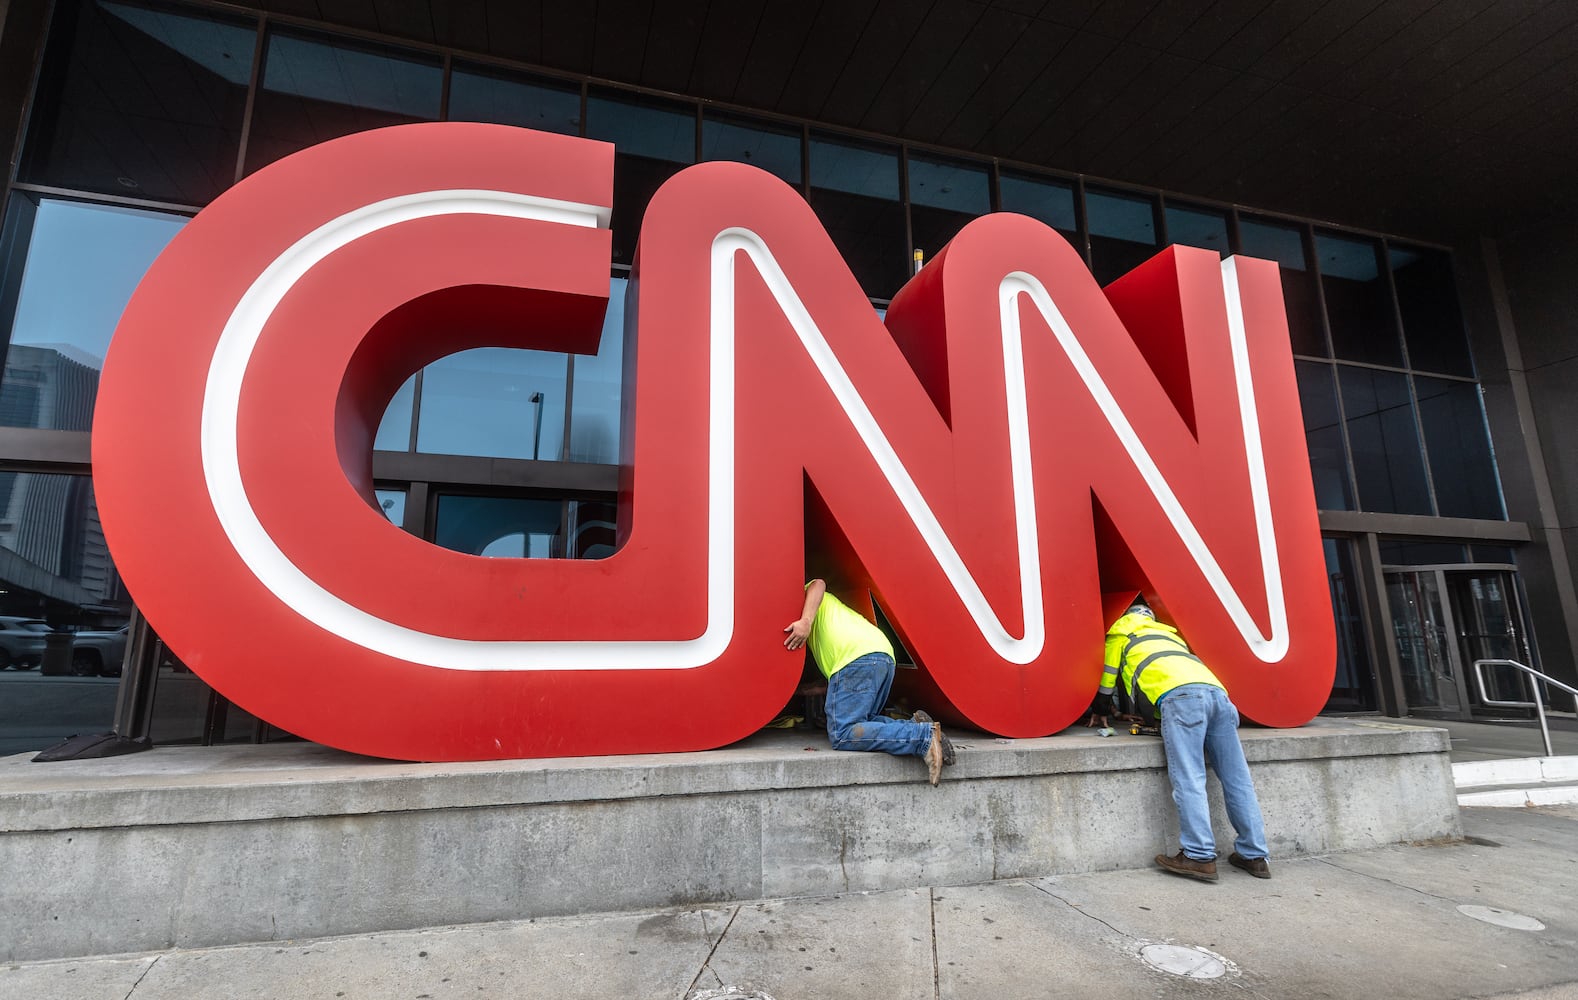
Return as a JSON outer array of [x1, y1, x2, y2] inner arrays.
[[1456, 905, 1545, 931], [1139, 944, 1233, 979]]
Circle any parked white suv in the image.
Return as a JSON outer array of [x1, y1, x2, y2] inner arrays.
[[0, 616, 53, 670]]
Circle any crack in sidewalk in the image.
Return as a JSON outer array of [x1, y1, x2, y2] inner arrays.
[[682, 905, 740, 999], [1027, 880, 1137, 940], [1314, 855, 1465, 903], [122, 953, 162, 998]]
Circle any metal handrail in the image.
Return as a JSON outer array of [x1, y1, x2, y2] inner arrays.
[[1472, 659, 1578, 759]]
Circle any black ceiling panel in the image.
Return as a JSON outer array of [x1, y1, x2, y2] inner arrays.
[[814, 0, 934, 127], [933, 15, 1073, 150], [538, 2, 596, 74], [687, 2, 766, 100], [731, 2, 820, 109], [432, 0, 488, 55], [591, 0, 653, 83], [770, 0, 883, 120], [208, 0, 1578, 240], [861, 2, 988, 137], [481, 0, 542, 67]]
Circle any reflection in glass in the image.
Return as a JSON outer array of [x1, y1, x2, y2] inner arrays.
[[1164, 203, 1230, 257], [434, 494, 564, 557], [568, 499, 618, 558], [1316, 231, 1402, 367], [1294, 361, 1353, 510], [1385, 571, 1457, 713], [373, 375, 416, 451], [0, 197, 186, 430], [1238, 217, 1325, 356], [1452, 571, 1525, 706], [1339, 366, 1432, 514], [21, 0, 256, 205], [586, 90, 695, 265], [999, 172, 1078, 242], [1085, 187, 1158, 285], [907, 153, 989, 265], [417, 349, 568, 460], [375, 488, 406, 528], [448, 63, 581, 134], [808, 134, 907, 299], [1323, 538, 1377, 712], [1390, 245, 1474, 376], [1415, 376, 1504, 520], [245, 28, 442, 174], [0, 474, 129, 754], [568, 278, 627, 463], [702, 113, 802, 186]]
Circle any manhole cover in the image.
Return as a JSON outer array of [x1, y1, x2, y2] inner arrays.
[[1139, 943, 1232, 979], [689, 988, 777, 1000], [1456, 905, 1545, 931]]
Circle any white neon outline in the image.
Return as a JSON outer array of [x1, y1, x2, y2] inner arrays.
[[200, 191, 1286, 670], [1001, 262, 1287, 661]]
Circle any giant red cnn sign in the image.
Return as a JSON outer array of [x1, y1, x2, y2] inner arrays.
[[93, 124, 1335, 761]]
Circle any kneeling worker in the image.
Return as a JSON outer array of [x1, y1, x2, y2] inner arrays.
[[785, 579, 955, 785], [1093, 599, 1272, 881]]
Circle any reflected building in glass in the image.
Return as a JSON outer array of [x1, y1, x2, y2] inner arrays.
[[0, 0, 1575, 754]]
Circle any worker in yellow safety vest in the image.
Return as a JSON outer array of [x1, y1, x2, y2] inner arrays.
[[785, 579, 955, 785], [1090, 600, 1272, 883]]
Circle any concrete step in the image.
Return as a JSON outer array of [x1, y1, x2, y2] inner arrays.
[[1452, 755, 1578, 807]]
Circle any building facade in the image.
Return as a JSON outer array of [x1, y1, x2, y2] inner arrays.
[[1, 0, 1575, 755]]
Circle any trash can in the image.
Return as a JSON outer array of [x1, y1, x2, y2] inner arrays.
[[40, 632, 74, 676]]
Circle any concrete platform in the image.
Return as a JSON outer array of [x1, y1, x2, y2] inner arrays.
[[0, 717, 1460, 963]]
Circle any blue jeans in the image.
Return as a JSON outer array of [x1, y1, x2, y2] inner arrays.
[[1159, 683, 1268, 862], [824, 653, 932, 757]]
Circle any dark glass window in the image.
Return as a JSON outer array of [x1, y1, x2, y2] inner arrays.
[[1238, 217, 1325, 357], [434, 494, 566, 557], [906, 153, 990, 266], [0, 196, 186, 431], [1322, 537, 1377, 712], [21, 0, 256, 205], [807, 134, 907, 299], [1295, 361, 1353, 510], [1415, 376, 1504, 520], [0, 474, 130, 753], [998, 171, 1080, 249], [1316, 231, 1402, 367], [1085, 187, 1159, 285], [585, 90, 696, 265], [701, 112, 802, 187], [244, 28, 441, 175], [447, 63, 581, 135], [1378, 539, 1468, 566], [1339, 367, 1432, 515], [1390, 246, 1474, 376], [416, 349, 568, 461], [1470, 544, 1515, 565], [1164, 203, 1230, 257], [567, 277, 627, 464]]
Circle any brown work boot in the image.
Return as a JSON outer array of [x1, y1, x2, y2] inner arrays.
[[1228, 852, 1271, 879], [1156, 851, 1218, 882], [913, 712, 956, 765], [924, 723, 945, 785]]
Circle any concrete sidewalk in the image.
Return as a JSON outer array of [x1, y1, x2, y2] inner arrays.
[[4, 804, 1574, 1000]]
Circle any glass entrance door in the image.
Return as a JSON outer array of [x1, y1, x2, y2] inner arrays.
[[1384, 571, 1464, 716], [1445, 571, 1530, 714], [1385, 567, 1533, 719]]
